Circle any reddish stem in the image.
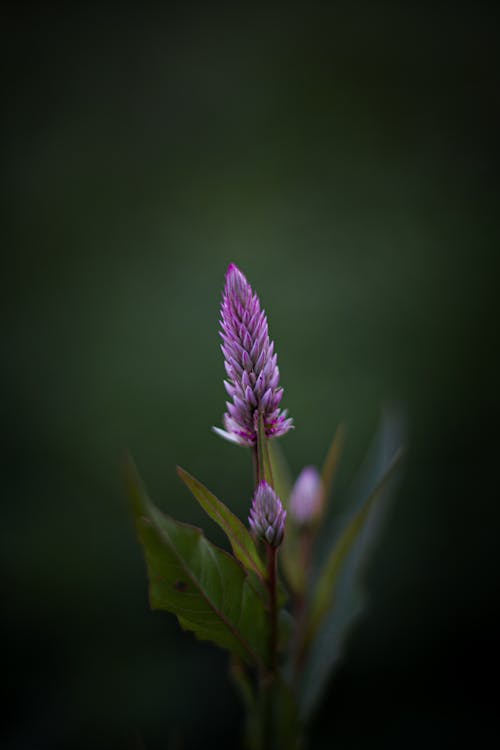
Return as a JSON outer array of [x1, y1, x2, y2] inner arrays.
[[267, 543, 278, 673]]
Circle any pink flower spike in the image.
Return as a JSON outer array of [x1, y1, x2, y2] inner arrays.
[[213, 264, 294, 447]]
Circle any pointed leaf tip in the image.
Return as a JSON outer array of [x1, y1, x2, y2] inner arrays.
[[321, 424, 346, 511], [177, 465, 267, 580]]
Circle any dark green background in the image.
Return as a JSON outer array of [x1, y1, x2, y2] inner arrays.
[[2, 3, 499, 748]]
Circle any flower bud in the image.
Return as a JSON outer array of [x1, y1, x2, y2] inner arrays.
[[289, 466, 323, 525], [248, 481, 286, 547]]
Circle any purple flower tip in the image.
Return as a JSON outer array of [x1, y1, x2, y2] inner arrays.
[[248, 481, 286, 547], [289, 466, 323, 524], [216, 263, 293, 446]]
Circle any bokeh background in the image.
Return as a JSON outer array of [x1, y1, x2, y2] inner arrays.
[[2, 3, 499, 748]]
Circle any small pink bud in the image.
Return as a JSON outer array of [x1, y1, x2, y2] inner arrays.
[[289, 466, 323, 525]]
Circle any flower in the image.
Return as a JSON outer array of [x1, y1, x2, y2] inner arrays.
[[289, 466, 323, 525], [248, 481, 286, 547], [213, 263, 293, 446]]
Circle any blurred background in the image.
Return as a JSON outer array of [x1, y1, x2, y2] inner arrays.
[[2, 2, 499, 748]]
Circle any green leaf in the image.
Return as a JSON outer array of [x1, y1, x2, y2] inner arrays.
[[299, 409, 405, 719], [267, 439, 293, 506], [305, 447, 403, 644], [126, 460, 270, 669], [267, 441, 305, 595], [280, 517, 305, 595], [278, 608, 294, 653], [177, 466, 266, 580], [320, 424, 345, 515]]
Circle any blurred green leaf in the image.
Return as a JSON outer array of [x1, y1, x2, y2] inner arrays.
[[278, 608, 295, 653], [320, 424, 345, 515], [281, 519, 305, 596], [299, 409, 404, 719], [267, 440, 293, 505], [177, 465, 266, 580], [126, 459, 270, 669], [305, 447, 403, 645], [268, 441, 305, 595]]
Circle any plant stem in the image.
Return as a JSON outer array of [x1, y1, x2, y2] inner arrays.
[[253, 444, 262, 485], [253, 417, 281, 750], [259, 543, 279, 750], [263, 436, 275, 489], [256, 413, 271, 486], [267, 544, 278, 673]]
